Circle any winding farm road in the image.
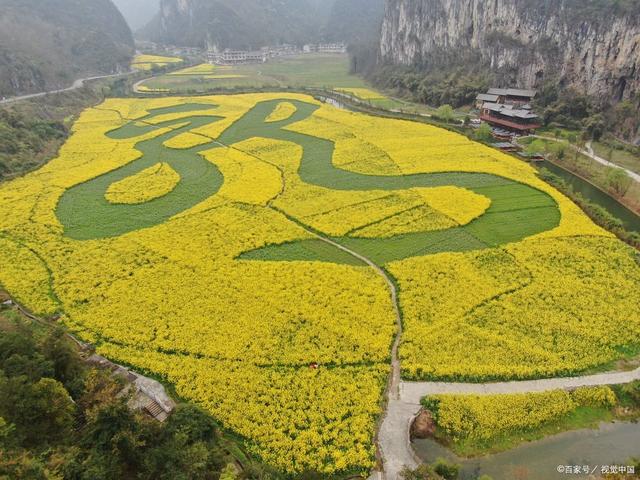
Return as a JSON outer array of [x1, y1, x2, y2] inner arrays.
[[0, 71, 133, 106], [584, 141, 640, 182]]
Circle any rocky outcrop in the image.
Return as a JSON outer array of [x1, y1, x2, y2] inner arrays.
[[380, 0, 640, 103], [410, 409, 436, 439]]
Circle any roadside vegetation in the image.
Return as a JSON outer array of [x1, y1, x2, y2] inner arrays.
[[538, 169, 640, 249], [0, 86, 108, 180], [592, 139, 640, 175]]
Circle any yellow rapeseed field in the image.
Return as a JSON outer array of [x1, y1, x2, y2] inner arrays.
[[0, 92, 638, 474], [132, 54, 183, 71], [335, 87, 386, 100], [426, 386, 617, 443], [168, 63, 218, 75], [265, 102, 297, 122], [105, 163, 180, 204]]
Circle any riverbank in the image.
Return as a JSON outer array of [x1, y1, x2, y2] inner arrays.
[[413, 421, 640, 480], [411, 383, 640, 479], [518, 136, 640, 216]]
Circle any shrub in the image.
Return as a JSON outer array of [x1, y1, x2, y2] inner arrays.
[[433, 458, 460, 480], [571, 386, 617, 408]]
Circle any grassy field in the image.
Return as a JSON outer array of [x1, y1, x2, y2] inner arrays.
[[592, 140, 640, 175]]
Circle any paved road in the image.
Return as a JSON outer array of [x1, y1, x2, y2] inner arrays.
[[267, 207, 412, 480], [369, 367, 640, 479], [530, 135, 640, 183], [0, 71, 133, 106], [401, 367, 640, 404], [584, 141, 640, 182]]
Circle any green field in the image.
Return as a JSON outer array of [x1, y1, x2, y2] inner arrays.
[[140, 54, 436, 114], [144, 54, 367, 92]]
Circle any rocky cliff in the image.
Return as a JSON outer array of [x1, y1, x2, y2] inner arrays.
[[380, 0, 640, 103], [0, 0, 134, 97]]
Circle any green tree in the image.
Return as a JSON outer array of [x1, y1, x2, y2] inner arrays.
[[475, 123, 492, 142], [0, 449, 52, 480], [605, 167, 632, 196], [144, 404, 225, 480], [0, 376, 75, 447], [549, 142, 567, 161], [525, 139, 547, 156], [435, 104, 455, 123], [42, 328, 85, 397], [585, 114, 606, 140], [0, 417, 15, 449]]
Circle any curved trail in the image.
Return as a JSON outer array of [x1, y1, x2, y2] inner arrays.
[[528, 135, 640, 183]]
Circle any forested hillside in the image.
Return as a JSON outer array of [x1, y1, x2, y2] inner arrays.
[[0, 0, 134, 97]]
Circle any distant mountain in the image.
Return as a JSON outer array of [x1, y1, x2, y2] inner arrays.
[[112, 0, 160, 31], [0, 0, 134, 97], [140, 0, 384, 49], [324, 0, 384, 44]]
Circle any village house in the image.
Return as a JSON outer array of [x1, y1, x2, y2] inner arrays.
[[475, 87, 540, 135], [487, 88, 536, 106], [480, 103, 541, 135]]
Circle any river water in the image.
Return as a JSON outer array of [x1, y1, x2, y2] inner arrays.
[[536, 161, 640, 233], [413, 421, 640, 480]]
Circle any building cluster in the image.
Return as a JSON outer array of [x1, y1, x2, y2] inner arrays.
[[207, 49, 268, 65], [136, 41, 203, 58], [475, 88, 540, 136], [207, 42, 347, 65], [303, 43, 348, 54]]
